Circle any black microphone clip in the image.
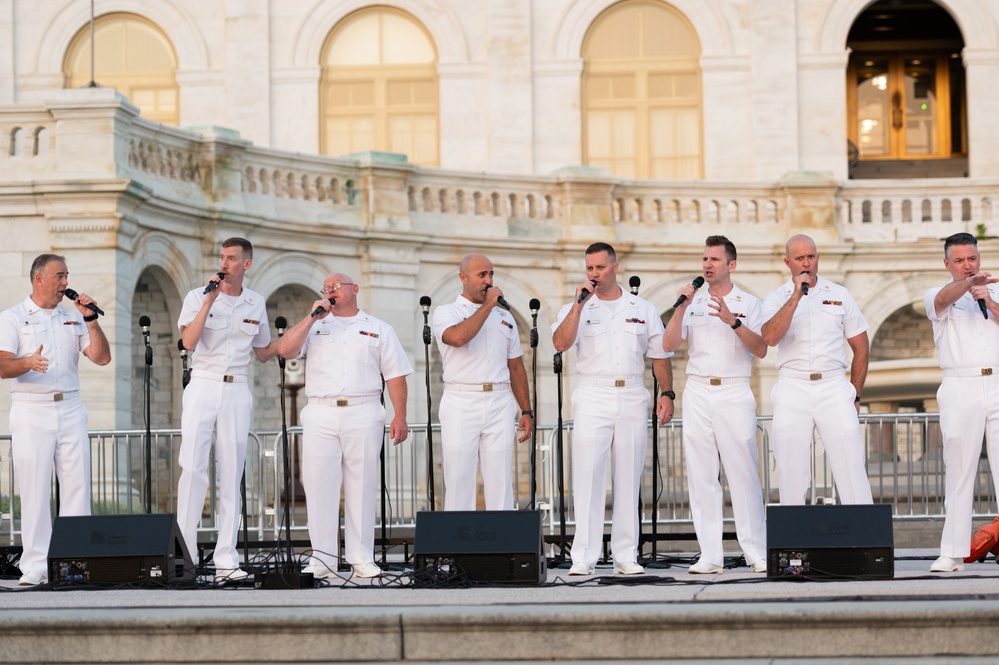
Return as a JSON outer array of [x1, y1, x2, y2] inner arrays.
[[177, 338, 190, 389]]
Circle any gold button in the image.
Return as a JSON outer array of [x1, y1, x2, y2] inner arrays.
[[483, 383, 493, 392], [809, 372, 823, 381], [710, 378, 721, 386]]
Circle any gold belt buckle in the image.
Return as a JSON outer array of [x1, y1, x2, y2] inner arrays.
[[984, 368, 993, 376], [482, 383, 493, 392], [53, 392, 64, 402], [337, 398, 348, 406], [809, 372, 822, 381], [223, 375, 234, 383], [615, 379, 625, 387], [709, 377, 721, 386]]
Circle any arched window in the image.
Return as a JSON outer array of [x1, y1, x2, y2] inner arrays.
[[321, 8, 439, 166], [582, 1, 702, 179], [64, 13, 179, 126]]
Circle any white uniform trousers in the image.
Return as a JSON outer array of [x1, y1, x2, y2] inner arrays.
[[937, 375, 999, 558], [176, 377, 252, 569], [681, 379, 767, 567], [10, 397, 91, 576], [771, 373, 873, 505], [300, 400, 386, 567], [439, 389, 517, 511], [570, 384, 649, 568]]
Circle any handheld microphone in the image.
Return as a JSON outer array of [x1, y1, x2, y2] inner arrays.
[[486, 285, 510, 311], [577, 280, 596, 304], [800, 271, 810, 296], [671, 276, 705, 308], [420, 296, 432, 345], [629, 276, 641, 295], [529, 298, 540, 349], [311, 298, 334, 317], [177, 338, 190, 389], [139, 315, 152, 365], [978, 298, 988, 319], [64, 288, 104, 317], [203, 272, 225, 295]]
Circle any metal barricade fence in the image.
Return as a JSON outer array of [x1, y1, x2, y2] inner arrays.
[[2, 413, 997, 546]]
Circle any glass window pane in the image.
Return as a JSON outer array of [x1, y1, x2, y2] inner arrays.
[[381, 13, 435, 64], [905, 58, 938, 156], [325, 13, 380, 65], [856, 60, 891, 158]]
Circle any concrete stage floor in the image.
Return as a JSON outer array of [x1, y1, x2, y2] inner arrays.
[[2, 548, 999, 664]]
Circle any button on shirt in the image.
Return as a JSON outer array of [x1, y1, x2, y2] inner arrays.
[[762, 276, 868, 372], [924, 284, 999, 370], [0, 297, 90, 394], [432, 295, 522, 384], [553, 290, 671, 377], [681, 285, 760, 378], [293, 310, 413, 398], [178, 288, 271, 376]]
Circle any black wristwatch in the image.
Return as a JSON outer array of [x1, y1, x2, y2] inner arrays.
[[522, 410, 534, 417], [661, 390, 675, 401], [730, 319, 742, 330], [83, 313, 99, 322]]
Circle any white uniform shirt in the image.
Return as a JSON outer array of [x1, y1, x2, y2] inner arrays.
[[432, 295, 523, 385], [553, 289, 671, 378], [0, 297, 91, 394], [178, 287, 271, 376], [681, 284, 761, 378], [762, 276, 868, 372], [292, 310, 414, 398], [924, 283, 999, 370]]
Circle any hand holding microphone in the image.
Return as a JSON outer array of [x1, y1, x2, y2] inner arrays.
[[203, 272, 225, 295], [311, 298, 334, 317], [577, 280, 596, 304], [798, 271, 811, 296], [671, 276, 705, 309], [64, 288, 105, 317], [485, 285, 510, 311]]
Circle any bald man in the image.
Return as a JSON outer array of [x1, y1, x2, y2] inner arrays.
[[432, 254, 533, 510], [761, 234, 873, 505]]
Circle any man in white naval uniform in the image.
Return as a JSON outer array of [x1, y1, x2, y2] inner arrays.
[[553, 242, 674, 576], [177, 237, 280, 583], [433, 253, 533, 511], [277, 272, 412, 579], [761, 234, 873, 506], [663, 236, 768, 574], [923, 232, 999, 572], [0, 254, 111, 586]]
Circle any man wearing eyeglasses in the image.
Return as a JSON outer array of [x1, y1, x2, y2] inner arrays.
[[176, 237, 280, 584], [278, 273, 412, 579], [433, 253, 533, 511]]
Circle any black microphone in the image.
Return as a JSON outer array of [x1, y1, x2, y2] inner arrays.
[[800, 271, 810, 296], [275, 316, 287, 335], [978, 298, 988, 319], [139, 315, 152, 365], [177, 338, 190, 389], [486, 285, 510, 311], [64, 288, 104, 316], [203, 272, 225, 295], [311, 297, 334, 317], [529, 298, 540, 349], [629, 276, 641, 295], [420, 296, 432, 345], [671, 276, 705, 308], [577, 280, 596, 304]]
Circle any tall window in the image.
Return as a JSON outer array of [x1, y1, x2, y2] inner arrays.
[[582, 1, 702, 179], [321, 8, 439, 166], [64, 14, 179, 126]]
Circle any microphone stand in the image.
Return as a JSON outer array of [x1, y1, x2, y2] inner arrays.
[[632, 280, 662, 567], [553, 351, 568, 566], [379, 377, 388, 563], [142, 321, 152, 514], [528, 303, 539, 509], [421, 299, 436, 511], [276, 322, 296, 575]]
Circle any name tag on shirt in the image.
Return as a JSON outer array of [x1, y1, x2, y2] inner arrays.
[[314, 328, 330, 335]]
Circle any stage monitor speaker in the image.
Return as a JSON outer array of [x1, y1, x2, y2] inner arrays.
[[766, 504, 894, 579], [48, 514, 195, 584], [413, 510, 546, 584]]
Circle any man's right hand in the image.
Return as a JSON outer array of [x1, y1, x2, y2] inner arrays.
[[793, 271, 811, 296], [204, 274, 224, 303], [674, 283, 696, 308], [574, 282, 594, 305], [26, 344, 48, 373], [484, 284, 504, 308]]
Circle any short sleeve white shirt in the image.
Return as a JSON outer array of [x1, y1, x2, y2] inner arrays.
[[293, 309, 414, 398], [681, 284, 761, 378], [924, 283, 999, 370], [761, 276, 868, 372], [178, 286, 271, 376], [0, 296, 91, 394], [432, 295, 523, 385], [552, 289, 671, 379]]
